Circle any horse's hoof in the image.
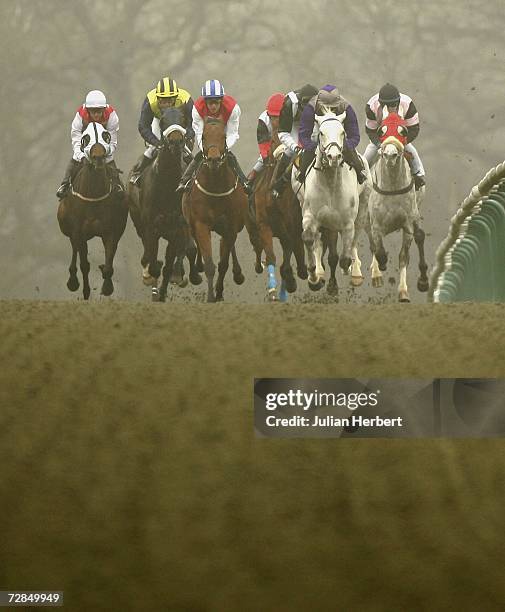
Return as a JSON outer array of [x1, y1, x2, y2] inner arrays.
[[308, 278, 325, 292], [255, 263, 264, 274], [351, 275, 364, 287], [327, 281, 338, 296], [83, 287, 91, 300], [215, 295, 224, 302], [178, 277, 188, 288], [207, 294, 216, 303], [284, 276, 297, 293], [297, 266, 308, 280], [142, 274, 154, 286], [234, 272, 245, 285], [399, 291, 410, 303], [152, 289, 160, 302], [267, 290, 278, 302], [67, 277, 79, 292], [417, 278, 429, 292], [189, 272, 203, 286], [101, 279, 114, 296], [372, 276, 384, 289]]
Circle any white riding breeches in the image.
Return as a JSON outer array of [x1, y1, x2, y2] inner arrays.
[[145, 118, 161, 159], [364, 141, 425, 176]]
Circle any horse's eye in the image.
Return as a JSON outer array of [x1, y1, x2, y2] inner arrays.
[[80, 134, 91, 151], [102, 131, 111, 144]]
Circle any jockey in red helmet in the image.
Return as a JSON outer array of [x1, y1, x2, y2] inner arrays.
[[176, 79, 252, 194], [246, 93, 285, 186], [56, 90, 123, 199]]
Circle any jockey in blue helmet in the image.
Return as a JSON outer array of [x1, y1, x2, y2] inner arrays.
[[177, 79, 252, 195]]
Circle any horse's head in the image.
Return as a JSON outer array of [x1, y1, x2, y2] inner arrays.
[[315, 111, 346, 167], [202, 117, 227, 171], [80, 122, 111, 169], [159, 107, 186, 155], [379, 112, 408, 168]]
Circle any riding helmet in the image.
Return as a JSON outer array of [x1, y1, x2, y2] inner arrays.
[[156, 77, 179, 98], [379, 83, 400, 106]]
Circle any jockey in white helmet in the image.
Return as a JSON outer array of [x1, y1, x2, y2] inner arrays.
[[56, 90, 122, 199]]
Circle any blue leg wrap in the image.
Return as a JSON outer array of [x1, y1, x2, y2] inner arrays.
[[267, 264, 277, 290]]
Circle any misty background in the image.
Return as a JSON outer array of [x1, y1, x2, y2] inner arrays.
[[2, 0, 504, 302]]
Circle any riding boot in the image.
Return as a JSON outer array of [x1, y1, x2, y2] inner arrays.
[[406, 158, 426, 190], [344, 148, 367, 185], [176, 151, 203, 192], [107, 160, 125, 199], [295, 149, 315, 184], [130, 154, 152, 185], [227, 151, 253, 195], [271, 152, 294, 200], [56, 158, 80, 199]]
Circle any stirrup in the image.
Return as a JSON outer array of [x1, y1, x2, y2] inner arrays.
[[56, 182, 69, 199]]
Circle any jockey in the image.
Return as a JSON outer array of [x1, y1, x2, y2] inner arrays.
[[364, 83, 425, 189], [130, 76, 194, 184], [298, 84, 367, 184], [271, 83, 319, 199], [247, 92, 285, 185], [56, 90, 122, 199], [177, 79, 252, 194]]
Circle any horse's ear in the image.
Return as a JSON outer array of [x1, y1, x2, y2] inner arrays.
[[80, 134, 91, 152], [102, 131, 111, 144]]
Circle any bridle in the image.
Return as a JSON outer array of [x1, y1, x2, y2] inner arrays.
[[317, 117, 344, 167], [202, 143, 228, 168]]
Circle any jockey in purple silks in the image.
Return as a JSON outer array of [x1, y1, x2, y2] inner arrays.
[[297, 84, 367, 185]]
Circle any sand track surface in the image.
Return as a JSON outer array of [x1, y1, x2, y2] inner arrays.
[[1, 300, 504, 611]]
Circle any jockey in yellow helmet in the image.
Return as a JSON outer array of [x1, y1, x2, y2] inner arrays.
[[130, 77, 195, 184]]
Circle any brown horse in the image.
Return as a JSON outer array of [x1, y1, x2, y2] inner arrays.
[[57, 122, 128, 299], [128, 107, 202, 302], [251, 135, 307, 302], [182, 118, 259, 302]]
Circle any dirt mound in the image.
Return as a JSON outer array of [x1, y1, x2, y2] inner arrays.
[[1, 300, 504, 611]]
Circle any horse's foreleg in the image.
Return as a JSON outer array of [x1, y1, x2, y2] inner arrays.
[[78, 241, 91, 300], [187, 238, 203, 286], [67, 235, 80, 293], [327, 231, 339, 296], [279, 235, 297, 295], [370, 255, 383, 288], [259, 222, 278, 299], [159, 242, 174, 302], [398, 227, 413, 302], [243, 208, 263, 273], [339, 221, 355, 274], [314, 233, 325, 282], [231, 245, 245, 285], [302, 212, 323, 291], [193, 222, 215, 302], [100, 235, 118, 297], [372, 226, 388, 272], [413, 221, 429, 292], [215, 234, 235, 301]]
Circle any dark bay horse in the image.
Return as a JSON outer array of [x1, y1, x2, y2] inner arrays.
[[57, 122, 128, 299], [128, 107, 202, 302], [252, 135, 307, 302], [182, 118, 260, 302]]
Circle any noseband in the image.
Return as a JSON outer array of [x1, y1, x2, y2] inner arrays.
[[202, 144, 228, 168]]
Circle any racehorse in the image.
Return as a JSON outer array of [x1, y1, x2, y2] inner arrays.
[[57, 121, 128, 299], [292, 110, 371, 295], [182, 117, 260, 302], [368, 111, 429, 302], [251, 137, 307, 302], [128, 107, 202, 302]]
